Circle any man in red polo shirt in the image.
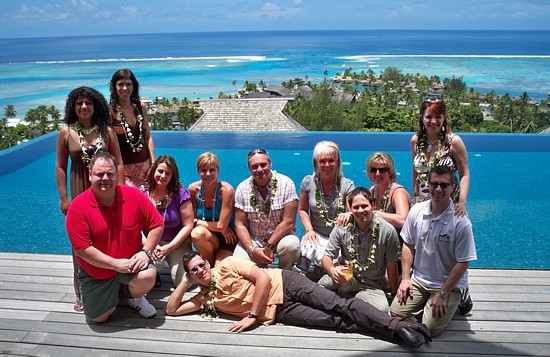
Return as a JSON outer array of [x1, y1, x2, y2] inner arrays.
[[66, 152, 164, 322]]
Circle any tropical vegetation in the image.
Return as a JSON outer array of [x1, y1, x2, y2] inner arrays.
[[282, 68, 550, 133], [2, 67, 549, 150]]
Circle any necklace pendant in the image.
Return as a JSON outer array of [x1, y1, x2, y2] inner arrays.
[[81, 124, 98, 135]]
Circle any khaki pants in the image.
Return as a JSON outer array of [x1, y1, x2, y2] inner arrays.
[[233, 234, 301, 270], [153, 238, 193, 287], [390, 279, 460, 336]]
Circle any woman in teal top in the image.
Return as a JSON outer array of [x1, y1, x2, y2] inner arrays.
[[188, 152, 237, 266]]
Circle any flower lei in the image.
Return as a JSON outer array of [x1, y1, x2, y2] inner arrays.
[[416, 133, 445, 183], [75, 121, 102, 165], [249, 171, 278, 220], [199, 181, 221, 221], [151, 193, 170, 208], [347, 214, 379, 272], [315, 175, 345, 227], [373, 184, 391, 212], [200, 272, 218, 320], [118, 104, 144, 152], [418, 133, 445, 164]]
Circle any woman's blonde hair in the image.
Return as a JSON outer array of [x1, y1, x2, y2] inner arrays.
[[312, 141, 342, 177], [366, 152, 397, 183], [196, 152, 220, 171]]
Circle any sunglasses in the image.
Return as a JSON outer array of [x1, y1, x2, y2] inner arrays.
[[423, 97, 443, 104], [428, 181, 452, 189], [248, 148, 268, 158], [189, 261, 208, 274], [370, 167, 389, 174]]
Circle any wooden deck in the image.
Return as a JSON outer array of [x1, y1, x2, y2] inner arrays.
[[1, 253, 549, 356]]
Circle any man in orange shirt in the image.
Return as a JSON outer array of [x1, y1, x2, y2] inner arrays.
[[165, 252, 432, 349]]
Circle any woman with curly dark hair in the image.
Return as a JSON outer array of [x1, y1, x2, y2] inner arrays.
[[55, 86, 124, 311], [109, 69, 155, 188]]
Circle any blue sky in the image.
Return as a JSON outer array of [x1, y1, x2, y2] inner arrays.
[[2, 0, 549, 38]]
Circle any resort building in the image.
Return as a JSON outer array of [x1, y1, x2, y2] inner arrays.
[[188, 98, 306, 131]]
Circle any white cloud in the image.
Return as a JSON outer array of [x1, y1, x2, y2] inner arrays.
[[121, 5, 140, 17], [230, 1, 304, 19], [511, 11, 528, 19], [262, 2, 281, 11], [11, 1, 112, 22], [70, 0, 98, 12]]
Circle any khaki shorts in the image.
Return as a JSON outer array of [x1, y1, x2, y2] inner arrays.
[[78, 265, 155, 320]]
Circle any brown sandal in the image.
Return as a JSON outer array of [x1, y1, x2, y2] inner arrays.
[[73, 300, 84, 312]]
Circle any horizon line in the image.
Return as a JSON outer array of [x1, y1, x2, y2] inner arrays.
[[2, 28, 550, 41]]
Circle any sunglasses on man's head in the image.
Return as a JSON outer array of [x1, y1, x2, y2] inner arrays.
[[428, 181, 452, 189], [190, 261, 207, 274], [248, 148, 268, 158], [370, 167, 389, 174]]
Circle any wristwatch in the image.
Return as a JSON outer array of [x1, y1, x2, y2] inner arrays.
[[438, 290, 449, 300], [141, 249, 153, 260], [247, 311, 258, 319]]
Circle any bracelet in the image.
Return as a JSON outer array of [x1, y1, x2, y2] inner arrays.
[[141, 249, 153, 260], [306, 228, 314, 232], [265, 242, 274, 251]]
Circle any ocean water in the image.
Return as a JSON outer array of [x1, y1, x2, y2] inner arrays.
[[1, 30, 549, 116], [1, 131, 549, 269]]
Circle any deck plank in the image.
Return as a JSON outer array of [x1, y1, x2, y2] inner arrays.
[[1, 253, 549, 356]]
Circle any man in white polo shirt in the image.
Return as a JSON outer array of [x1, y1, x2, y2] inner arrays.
[[390, 165, 477, 337]]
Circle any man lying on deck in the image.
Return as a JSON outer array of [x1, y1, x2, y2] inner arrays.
[[165, 251, 432, 349]]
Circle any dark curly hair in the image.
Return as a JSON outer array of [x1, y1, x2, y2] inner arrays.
[[109, 68, 141, 108], [63, 86, 110, 140]]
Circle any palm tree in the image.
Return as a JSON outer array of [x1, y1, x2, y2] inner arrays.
[[48, 105, 61, 130], [0, 117, 7, 134], [381, 66, 402, 83], [4, 104, 16, 119], [30, 105, 50, 135], [520, 116, 537, 133], [443, 76, 467, 103], [498, 94, 515, 132]]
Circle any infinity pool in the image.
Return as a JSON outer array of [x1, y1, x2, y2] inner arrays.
[[1, 131, 549, 269]]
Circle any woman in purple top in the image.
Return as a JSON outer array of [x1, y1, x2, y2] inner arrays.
[[144, 155, 194, 287]]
